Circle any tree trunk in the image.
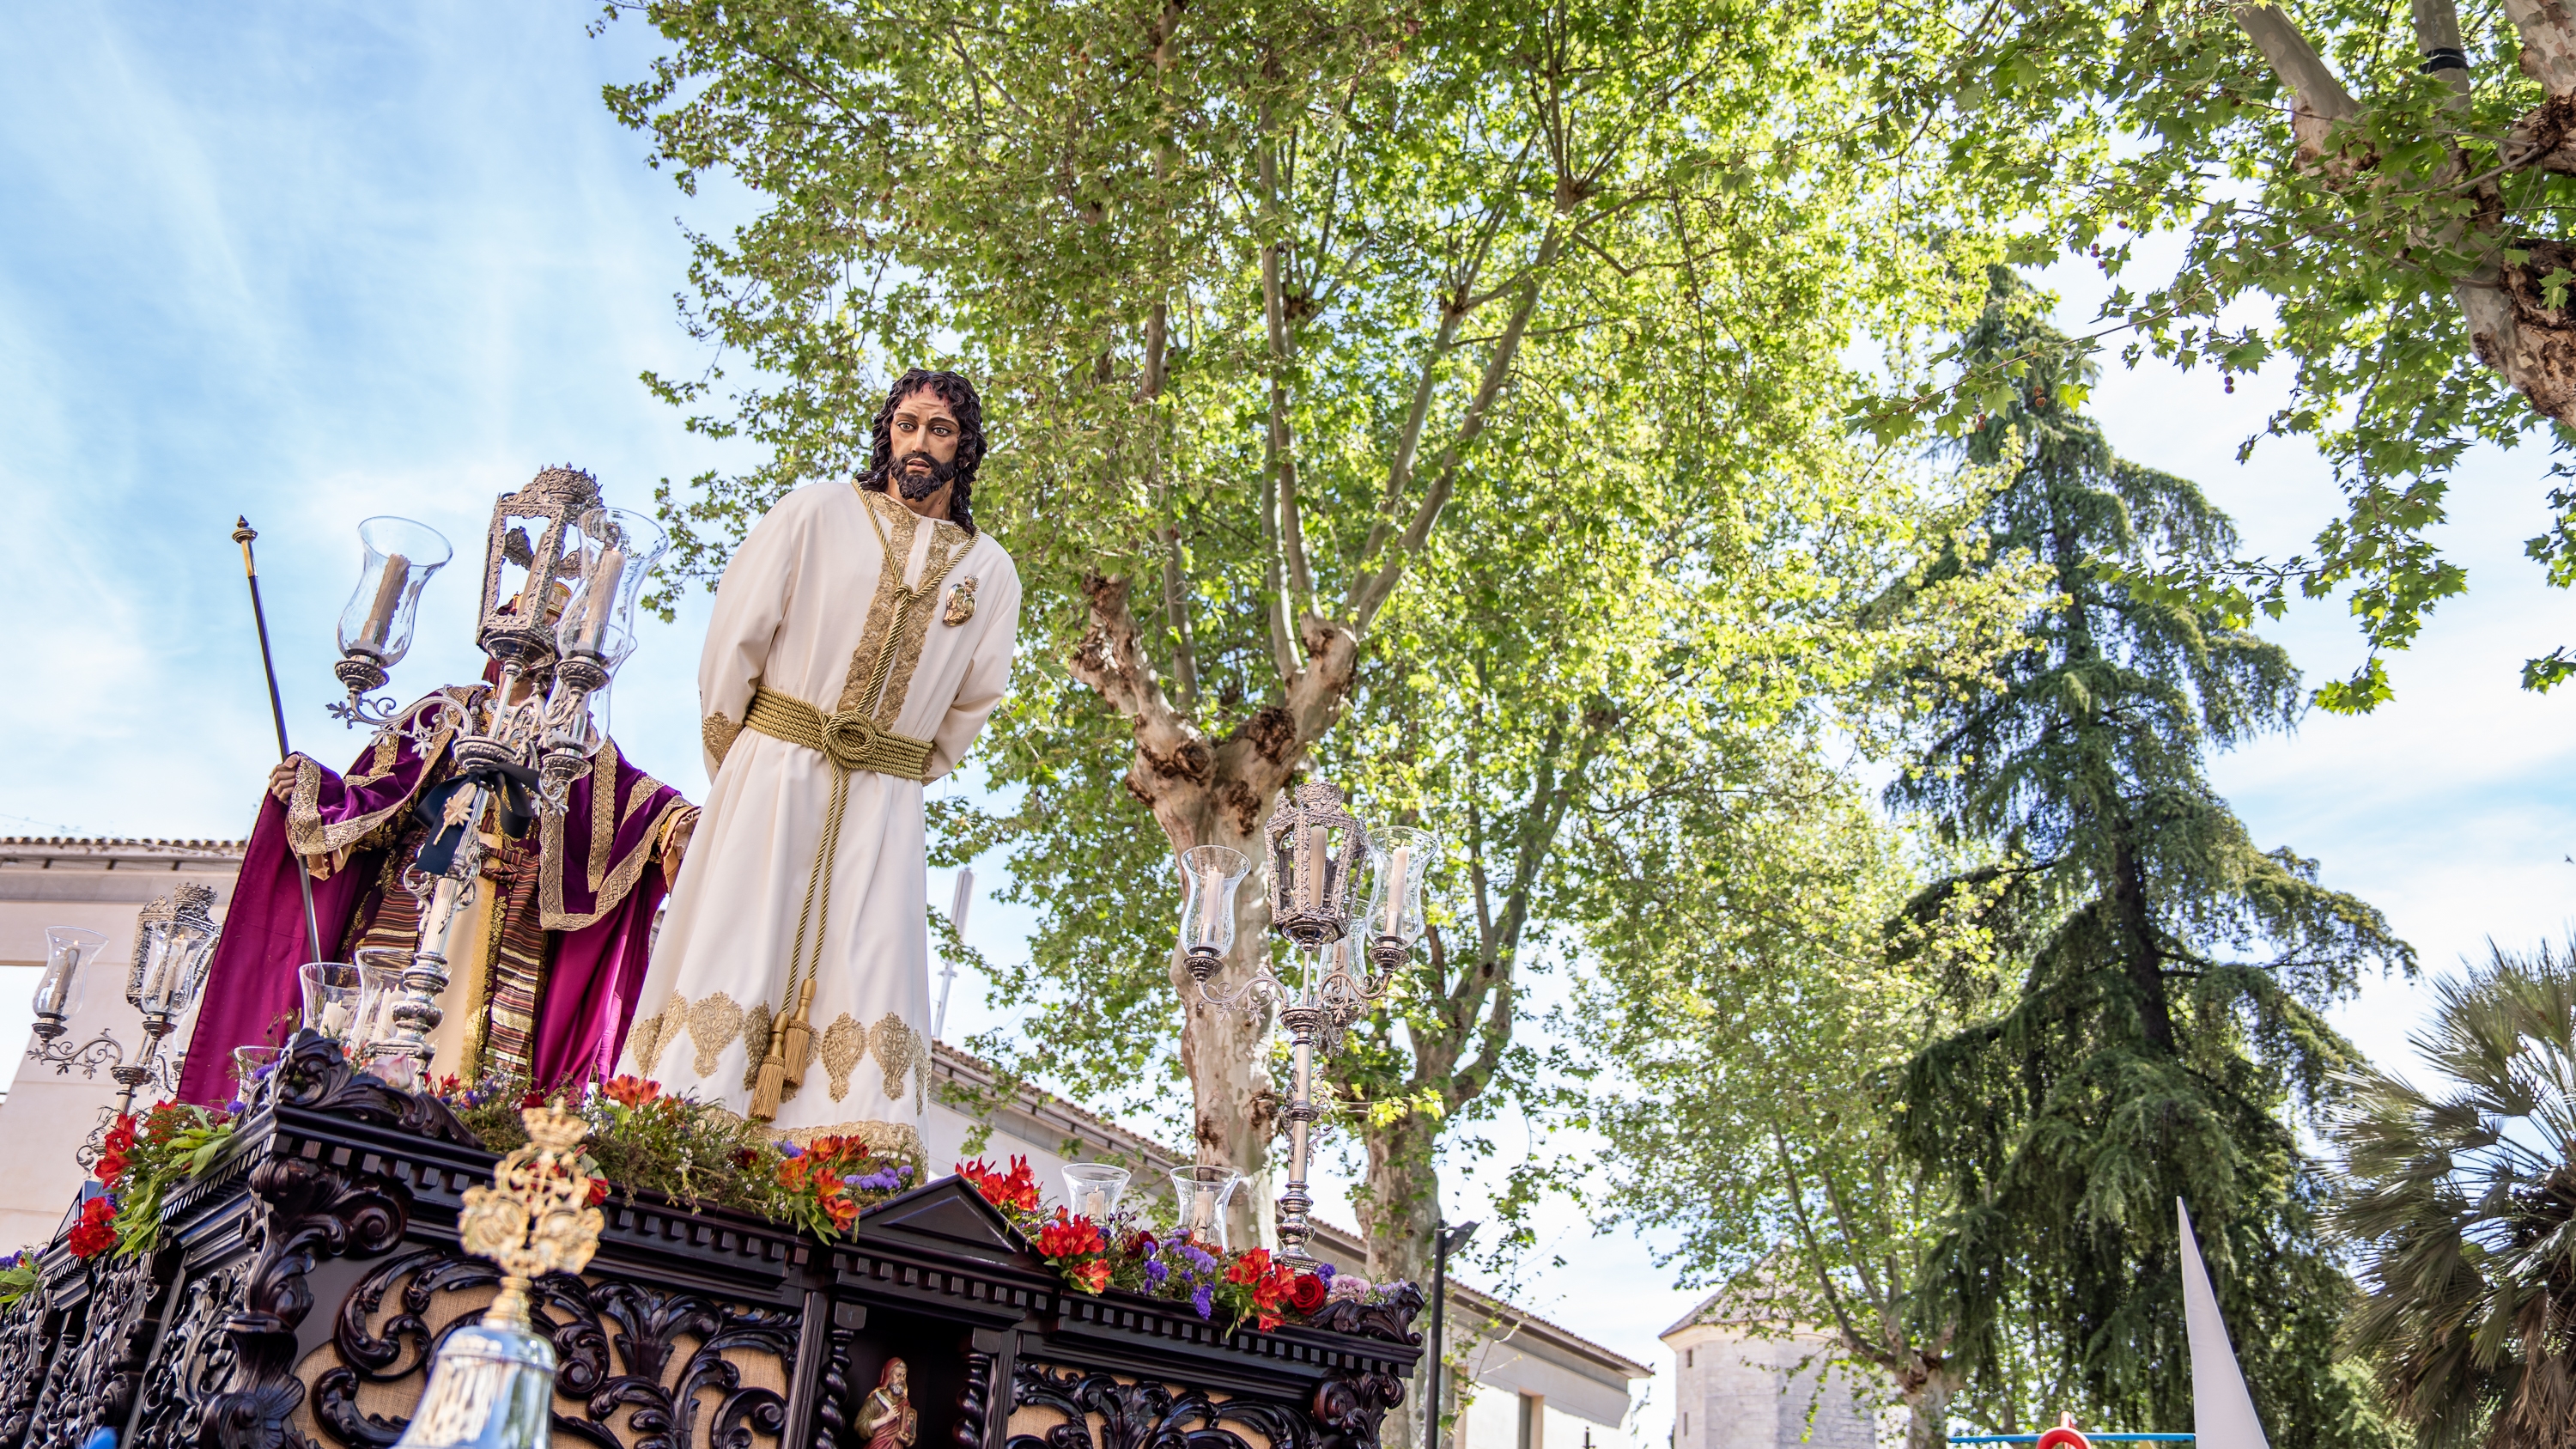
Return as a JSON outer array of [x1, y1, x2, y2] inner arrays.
[[1069, 574, 1359, 1246], [1901, 1371, 1953, 1449]]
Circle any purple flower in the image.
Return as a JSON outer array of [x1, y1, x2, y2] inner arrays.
[[777, 1142, 805, 1159], [1189, 1285, 1214, 1319], [223, 1099, 246, 1115], [1144, 1257, 1170, 1288], [1314, 1262, 1336, 1283], [1182, 1245, 1218, 1273], [898, 1165, 914, 1178], [851, 1168, 908, 1192]]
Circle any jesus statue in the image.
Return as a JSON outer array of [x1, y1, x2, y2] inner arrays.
[[620, 369, 1020, 1159]]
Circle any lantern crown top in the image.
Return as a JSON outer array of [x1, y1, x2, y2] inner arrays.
[[1266, 781, 1367, 947], [478, 465, 606, 661]]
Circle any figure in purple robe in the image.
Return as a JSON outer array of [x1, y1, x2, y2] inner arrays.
[[174, 685, 696, 1105]]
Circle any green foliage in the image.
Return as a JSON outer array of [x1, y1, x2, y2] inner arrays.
[[1889, 273, 2411, 1443], [2333, 938, 2576, 1449], [1839, 0, 2576, 706]]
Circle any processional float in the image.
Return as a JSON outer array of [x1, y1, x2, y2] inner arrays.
[[0, 466, 1427, 1449]]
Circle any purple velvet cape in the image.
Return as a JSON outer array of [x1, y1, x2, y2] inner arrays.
[[176, 693, 686, 1104]]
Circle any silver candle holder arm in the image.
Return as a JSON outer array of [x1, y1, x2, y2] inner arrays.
[[109, 884, 222, 1119]]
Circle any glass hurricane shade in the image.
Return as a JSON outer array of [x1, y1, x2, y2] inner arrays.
[[1177, 845, 1252, 954], [555, 508, 668, 670], [337, 516, 453, 665], [130, 913, 216, 1020], [1168, 1165, 1242, 1251], [1061, 1163, 1131, 1221], [298, 962, 374, 1040], [352, 948, 410, 1046], [35, 927, 106, 1020], [1362, 826, 1437, 944]]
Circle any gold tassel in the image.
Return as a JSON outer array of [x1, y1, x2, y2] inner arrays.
[[781, 978, 818, 1091], [750, 1032, 787, 1121]]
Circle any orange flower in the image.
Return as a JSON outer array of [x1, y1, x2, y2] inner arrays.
[[1073, 1259, 1112, 1293], [1036, 1209, 1106, 1260], [601, 1075, 661, 1107]]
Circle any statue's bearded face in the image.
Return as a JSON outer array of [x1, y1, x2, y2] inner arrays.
[[889, 388, 963, 502]]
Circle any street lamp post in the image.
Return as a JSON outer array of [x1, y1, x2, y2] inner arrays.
[[1426, 1219, 1479, 1449]]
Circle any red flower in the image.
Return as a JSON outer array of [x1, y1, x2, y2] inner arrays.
[[1036, 1209, 1106, 1261], [519, 1091, 545, 1108], [66, 1197, 117, 1260], [586, 1177, 610, 1207], [1288, 1274, 1327, 1313], [601, 1075, 660, 1107], [95, 1116, 137, 1188], [823, 1191, 859, 1230], [1226, 1247, 1273, 1286], [1072, 1259, 1112, 1294], [1255, 1312, 1282, 1333], [956, 1154, 1041, 1212]]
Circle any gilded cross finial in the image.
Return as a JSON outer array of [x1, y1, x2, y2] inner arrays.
[[457, 1103, 603, 1330]]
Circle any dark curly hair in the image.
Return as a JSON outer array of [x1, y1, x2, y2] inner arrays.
[[861, 368, 986, 535]]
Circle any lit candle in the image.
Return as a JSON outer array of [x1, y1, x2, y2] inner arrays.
[[357, 553, 410, 655], [322, 998, 352, 1036], [1383, 845, 1410, 936], [1084, 1187, 1107, 1219], [577, 545, 627, 652], [1196, 864, 1222, 944]]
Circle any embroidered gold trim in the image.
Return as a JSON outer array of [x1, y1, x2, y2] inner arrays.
[[628, 1003, 676, 1075], [284, 688, 469, 857], [623, 771, 668, 826], [586, 743, 617, 892], [819, 1014, 865, 1103], [538, 788, 690, 932], [687, 992, 744, 1078], [774, 1118, 925, 1169], [740, 1002, 775, 1093], [703, 709, 744, 768], [869, 1014, 922, 1105], [345, 730, 402, 788], [837, 490, 973, 726]]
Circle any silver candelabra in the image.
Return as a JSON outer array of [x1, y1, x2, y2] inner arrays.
[[1177, 783, 1438, 1266]]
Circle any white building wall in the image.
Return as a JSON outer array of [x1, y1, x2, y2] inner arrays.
[[1665, 1324, 1880, 1449], [0, 843, 237, 1250]]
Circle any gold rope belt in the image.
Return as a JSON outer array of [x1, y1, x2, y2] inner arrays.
[[744, 689, 935, 781], [738, 491, 967, 1118]]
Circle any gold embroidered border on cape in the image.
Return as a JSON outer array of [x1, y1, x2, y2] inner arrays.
[[284, 687, 472, 857], [625, 997, 928, 1115], [537, 740, 694, 932]]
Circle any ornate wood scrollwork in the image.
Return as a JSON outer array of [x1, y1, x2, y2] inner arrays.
[[269, 1032, 481, 1146], [302, 1244, 800, 1449], [813, 1316, 856, 1449], [201, 1152, 410, 1449], [1306, 1371, 1404, 1449], [127, 1259, 250, 1449], [953, 1346, 993, 1449], [21, 1251, 168, 1449], [1006, 1363, 1315, 1449], [1298, 1286, 1425, 1348], [0, 1286, 59, 1449]]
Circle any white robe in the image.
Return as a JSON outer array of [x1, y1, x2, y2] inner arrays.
[[620, 482, 1020, 1160]]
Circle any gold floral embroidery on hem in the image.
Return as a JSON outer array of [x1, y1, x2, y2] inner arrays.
[[774, 1118, 924, 1171], [344, 730, 402, 788], [627, 1004, 676, 1075], [687, 992, 744, 1078], [869, 1014, 922, 1105], [703, 709, 744, 767], [820, 1014, 866, 1102]]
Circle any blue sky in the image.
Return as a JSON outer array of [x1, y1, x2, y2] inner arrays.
[[7, 2, 2576, 1433]]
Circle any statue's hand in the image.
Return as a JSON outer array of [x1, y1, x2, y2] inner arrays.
[[269, 758, 303, 803], [659, 811, 698, 884]]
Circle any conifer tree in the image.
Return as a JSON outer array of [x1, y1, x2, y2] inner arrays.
[[1888, 271, 2411, 1444]]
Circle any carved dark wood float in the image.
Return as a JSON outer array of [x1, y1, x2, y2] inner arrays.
[[0, 1038, 1420, 1449]]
